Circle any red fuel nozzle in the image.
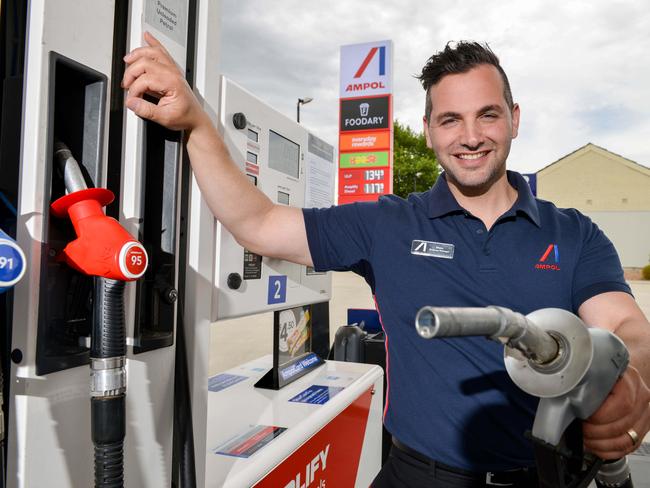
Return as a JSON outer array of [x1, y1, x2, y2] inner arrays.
[[50, 142, 148, 281], [51, 188, 148, 281]]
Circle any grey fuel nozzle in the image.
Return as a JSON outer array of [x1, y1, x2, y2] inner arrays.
[[415, 306, 595, 399], [415, 306, 629, 443]]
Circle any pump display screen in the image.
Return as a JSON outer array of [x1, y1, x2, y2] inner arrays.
[[268, 130, 299, 179]]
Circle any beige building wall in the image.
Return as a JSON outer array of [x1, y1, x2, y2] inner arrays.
[[537, 144, 650, 267], [537, 144, 650, 211], [586, 212, 650, 268]]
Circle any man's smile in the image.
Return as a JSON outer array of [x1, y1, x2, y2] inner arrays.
[[454, 150, 490, 160]]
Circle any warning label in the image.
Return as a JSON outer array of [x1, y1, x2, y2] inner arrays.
[[243, 249, 262, 280]]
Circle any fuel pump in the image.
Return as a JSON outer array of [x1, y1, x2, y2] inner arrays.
[[3, 1, 381, 486], [415, 306, 634, 488], [3, 1, 203, 485], [51, 141, 147, 487]]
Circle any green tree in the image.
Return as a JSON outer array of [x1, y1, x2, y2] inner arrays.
[[392, 120, 439, 198]]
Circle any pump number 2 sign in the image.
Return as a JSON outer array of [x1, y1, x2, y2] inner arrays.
[[267, 275, 287, 305]]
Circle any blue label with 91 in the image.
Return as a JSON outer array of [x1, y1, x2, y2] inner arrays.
[[0, 242, 25, 286]]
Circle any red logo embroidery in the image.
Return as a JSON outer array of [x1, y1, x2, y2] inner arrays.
[[535, 244, 560, 271]]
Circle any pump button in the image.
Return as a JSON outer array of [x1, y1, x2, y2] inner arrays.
[[232, 112, 247, 130], [227, 272, 243, 290], [11, 348, 23, 364]]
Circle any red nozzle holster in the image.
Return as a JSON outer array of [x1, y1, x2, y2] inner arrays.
[[51, 188, 148, 281]]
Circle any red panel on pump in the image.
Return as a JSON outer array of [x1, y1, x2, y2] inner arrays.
[[254, 388, 373, 488]]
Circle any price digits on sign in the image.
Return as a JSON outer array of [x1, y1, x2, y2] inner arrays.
[[364, 169, 385, 181], [364, 183, 384, 194]]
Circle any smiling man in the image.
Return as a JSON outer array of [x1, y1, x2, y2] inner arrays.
[[123, 37, 650, 487], [421, 48, 521, 230]]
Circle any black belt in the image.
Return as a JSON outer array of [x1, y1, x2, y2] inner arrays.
[[391, 437, 538, 487]]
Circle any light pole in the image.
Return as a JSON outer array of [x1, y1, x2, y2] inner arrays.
[[297, 97, 313, 123], [413, 171, 423, 192]]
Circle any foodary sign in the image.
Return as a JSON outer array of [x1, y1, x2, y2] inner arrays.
[[340, 97, 390, 132]]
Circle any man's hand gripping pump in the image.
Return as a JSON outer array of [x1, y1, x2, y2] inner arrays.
[[415, 306, 634, 488], [51, 141, 148, 488]]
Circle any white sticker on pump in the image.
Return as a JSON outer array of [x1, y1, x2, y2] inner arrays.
[[144, 0, 188, 48]]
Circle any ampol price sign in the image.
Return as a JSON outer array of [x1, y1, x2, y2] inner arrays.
[[339, 167, 390, 198], [339, 40, 393, 204]]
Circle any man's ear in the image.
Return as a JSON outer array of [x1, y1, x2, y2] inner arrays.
[[511, 103, 520, 139], [423, 116, 433, 149]]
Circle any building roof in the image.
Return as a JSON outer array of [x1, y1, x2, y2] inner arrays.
[[537, 143, 650, 176]]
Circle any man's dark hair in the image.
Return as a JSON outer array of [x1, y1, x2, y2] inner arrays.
[[418, 41, 514, 121]]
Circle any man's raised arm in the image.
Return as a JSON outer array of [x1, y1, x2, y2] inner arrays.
[[121, 32, 313, 267]]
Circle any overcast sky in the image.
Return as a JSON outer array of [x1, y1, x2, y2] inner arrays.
[[219, 0, 650, 174]]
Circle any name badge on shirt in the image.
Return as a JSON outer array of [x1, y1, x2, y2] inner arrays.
[[411, 240, 455, 259]]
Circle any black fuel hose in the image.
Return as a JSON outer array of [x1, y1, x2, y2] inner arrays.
[[92, 396, 125, 487], [173, 296, 196, 488], [91, 278, 126, 488], [92, 278, 126, 358]]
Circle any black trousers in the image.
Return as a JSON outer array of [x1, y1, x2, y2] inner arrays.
[[372, 441, 539, 488]]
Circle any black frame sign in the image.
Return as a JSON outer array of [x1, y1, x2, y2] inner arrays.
[[340, 96, 390, 132], [255, 304, 324, 390]]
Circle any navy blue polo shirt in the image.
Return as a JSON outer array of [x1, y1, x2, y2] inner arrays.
[[303, 171, 631, 471]]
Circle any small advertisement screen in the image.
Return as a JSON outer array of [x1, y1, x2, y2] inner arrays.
[[269, 130, 300, 179], [255, 304, 325, 390], [277, 305, 312, 366]]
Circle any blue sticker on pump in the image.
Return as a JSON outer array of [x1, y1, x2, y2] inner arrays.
[[208, 373, 248, 392], [267, 275, 287, 304], [288, 385, 344, 405], [0, 239, 26, 287]]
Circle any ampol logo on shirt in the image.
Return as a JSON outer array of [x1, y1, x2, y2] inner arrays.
[[535, 244, 560, 271]]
